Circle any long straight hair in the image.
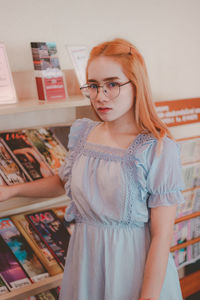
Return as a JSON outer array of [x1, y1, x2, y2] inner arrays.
[[86, 38, 174, 154]]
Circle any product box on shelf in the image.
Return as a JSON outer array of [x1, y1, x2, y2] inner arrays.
[[31, 42, 67, 101]]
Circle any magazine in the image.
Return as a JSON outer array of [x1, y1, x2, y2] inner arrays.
[[193, 188, 200, 212], [0, 217, 49, 282], [0, 274, 9, 294], [12, 214, 63, 276], [0, 235, 31, 290], [0, 137, 28, 184], [25, 128, 67, 174], [182, 162, 200, 190], [35, 288, 59, 300], [26, 210, 71, 268], [0, 131, 53, 181], [178, 137, 200, 164], [173, 220, 192, 268], [53, 206, 75, 235], [176, 190, 194, 218]]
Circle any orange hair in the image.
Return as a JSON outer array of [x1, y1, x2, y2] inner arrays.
[[86, 38, 174, 154]]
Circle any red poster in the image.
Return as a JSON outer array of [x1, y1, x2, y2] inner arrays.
[[155, 98, 200, 127]]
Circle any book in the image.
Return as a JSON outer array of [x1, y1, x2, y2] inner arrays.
[[24, 128, 67, 174], [0, 235, 31, 290], [31, 42, 67, 101], [0, 131, 53, 181], [0, 274, 9, 294], [0, 43, 17, 104], [26, 210, 71, 268], [11, 214, 63, 276], [0, 137, 28, 184], [0, 217, 49, 282]]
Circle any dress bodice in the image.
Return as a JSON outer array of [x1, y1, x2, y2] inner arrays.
[[59, 118, 185, 228]]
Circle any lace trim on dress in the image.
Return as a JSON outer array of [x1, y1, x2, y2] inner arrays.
[[82, 128, 154, 161]]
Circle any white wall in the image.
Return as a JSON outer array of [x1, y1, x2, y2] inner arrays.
[[0, 0, 200, 101]]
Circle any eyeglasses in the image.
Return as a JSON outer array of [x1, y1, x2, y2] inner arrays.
[[80, 81, 131, 100]]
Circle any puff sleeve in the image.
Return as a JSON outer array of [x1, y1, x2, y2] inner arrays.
[[146, 137, 185, 208]]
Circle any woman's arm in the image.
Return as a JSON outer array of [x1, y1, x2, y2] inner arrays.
[[139, 205, 177, 300], [0, 175, 65, 202]]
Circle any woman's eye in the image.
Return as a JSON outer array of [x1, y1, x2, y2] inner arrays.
[[107, 82, 118, 88], [88, 84, 97, 89]]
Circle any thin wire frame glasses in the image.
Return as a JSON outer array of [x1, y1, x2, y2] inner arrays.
[[80, 80, 131, 100]]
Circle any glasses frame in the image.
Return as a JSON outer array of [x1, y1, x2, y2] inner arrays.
[[80, 80, 131, 100]]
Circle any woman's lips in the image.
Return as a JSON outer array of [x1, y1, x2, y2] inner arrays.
[[97, 107, 112, 113]]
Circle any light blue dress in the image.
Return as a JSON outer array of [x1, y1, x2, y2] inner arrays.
[[59, 118, 185, 300]]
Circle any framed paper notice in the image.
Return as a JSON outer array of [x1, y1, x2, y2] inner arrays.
[[0, 43, 17, 104], [66, 45, 89, 86]]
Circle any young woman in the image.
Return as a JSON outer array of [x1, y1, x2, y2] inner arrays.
[[0, 38, 185, 300]]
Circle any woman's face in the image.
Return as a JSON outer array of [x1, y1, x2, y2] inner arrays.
[[87, 56, 135, 123]]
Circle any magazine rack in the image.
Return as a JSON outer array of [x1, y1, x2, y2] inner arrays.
[[0, 70, 199, 299], [0, 70, 92, 299]]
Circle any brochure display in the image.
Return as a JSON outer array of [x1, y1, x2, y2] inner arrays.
[[31, 42, 67, 101], [66, 45, 89, 86], [0, 44, 17, 104]]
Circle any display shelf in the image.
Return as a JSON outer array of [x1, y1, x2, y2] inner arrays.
[[0, 194, 70, 217], [1, 273, 63, 300], [0, 96, 90, 131], [180, 270, 200, 298]]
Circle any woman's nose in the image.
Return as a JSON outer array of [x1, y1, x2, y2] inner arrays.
[[96, 87, 109, 102]]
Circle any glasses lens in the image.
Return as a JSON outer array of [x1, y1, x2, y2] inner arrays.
[[104, 82, 120, 99]]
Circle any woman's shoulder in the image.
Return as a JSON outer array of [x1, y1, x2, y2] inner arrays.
[[133, 132, 180, 166], [68, 118, 96, 149], [136, 132, 179, 151]]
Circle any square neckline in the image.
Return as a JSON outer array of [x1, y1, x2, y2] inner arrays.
[[84, 121, 145, 154]]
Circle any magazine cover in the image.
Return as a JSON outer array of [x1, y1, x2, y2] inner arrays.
[[25, 128, 67, 174], [0, 235, 31, 290], [0, 137, 28, 184], [12, 214, 63, 276], [0, 217, 49, 282], [0, 131, 53, 181], [26, 210, 71, 268], [0, 274, 9, 295], [53, 206, 75, 235]]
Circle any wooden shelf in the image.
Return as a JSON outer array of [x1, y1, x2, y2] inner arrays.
[[171, 236, 200, 252], [175, 211, 200, 224], [1, 273, 63, 300], [0, 96, 90, 131], [0, 194, 70, 217], [180, 270, 200, 298]]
